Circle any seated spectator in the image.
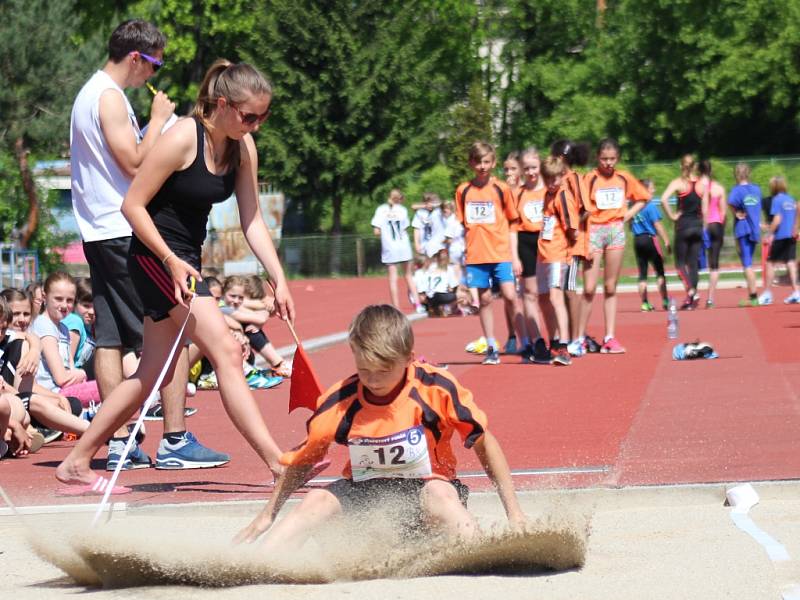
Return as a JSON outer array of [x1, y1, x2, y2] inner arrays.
[[425, 248, 460, 317], [412, 254, 431, 312], [62, 277, 96, 379]]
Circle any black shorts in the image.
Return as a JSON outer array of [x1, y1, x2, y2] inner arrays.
[[517, 231, 540, 277], [0, 338, 24, 386], [128, 251, 212, 322], [634, 234, 665, 280], [768, 237, 797, 263], [326, 477, 469, 529], [83, 238, 144, 351], [246, 329, 270, 352]]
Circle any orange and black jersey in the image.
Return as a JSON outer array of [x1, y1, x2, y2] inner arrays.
[[584, 168, 649, 224], [513, 185, 546, 233], [281, 361, 488, 481], [455, 177, 520, 264]]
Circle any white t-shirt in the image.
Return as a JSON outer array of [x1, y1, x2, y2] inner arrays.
[[426, 264, 459, 295], [371, 203, 413, 264], [31, 315, 72, 392], [413, 268, 431, 297], [70, 70, 140, 242], [412, 208, 449, 257], [444, 214, 465, 262]]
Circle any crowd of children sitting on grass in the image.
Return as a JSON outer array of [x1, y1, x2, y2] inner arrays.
[[0, 271, 288, 459], [373, 141, 799, 368]]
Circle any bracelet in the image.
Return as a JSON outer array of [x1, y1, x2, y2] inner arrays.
[[162, 252, 175, 264]]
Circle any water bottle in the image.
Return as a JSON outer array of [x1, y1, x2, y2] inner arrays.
[[667, 299, 679, 339]]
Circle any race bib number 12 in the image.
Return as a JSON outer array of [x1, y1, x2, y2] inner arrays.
[[466, 201, 496, 224], [349, 426, 432, 482], [596, 187, 624, 210]]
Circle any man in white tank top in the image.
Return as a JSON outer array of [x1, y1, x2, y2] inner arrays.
[[69, 20, 228, 475]]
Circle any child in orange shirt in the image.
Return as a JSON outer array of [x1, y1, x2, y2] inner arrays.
[[576, 139, 649, 354], [536, 157, 579, 366], [455, 142, 524, 365], [235, 304, 527, 546]]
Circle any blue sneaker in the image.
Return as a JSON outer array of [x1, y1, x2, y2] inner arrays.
[[503, 336, 518, 354], [246, 370, 283, 390], [155, 432, 230, 470], [107, 438, 152, 471]]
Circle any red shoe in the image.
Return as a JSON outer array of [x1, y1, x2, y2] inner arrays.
[[600, 338, 626, 354]]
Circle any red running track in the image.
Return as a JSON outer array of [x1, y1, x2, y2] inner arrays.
[[1, 279, 799, 508]]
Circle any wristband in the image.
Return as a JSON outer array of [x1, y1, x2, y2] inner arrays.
[[162, 252, 175, 264]]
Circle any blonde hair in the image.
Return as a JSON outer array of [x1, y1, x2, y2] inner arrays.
[[192, 59, 272, 170], [769, 176, 788, 196], [349, 305, 413, 367], [734, 162, 751, 183], [541, 156, 567, 182], [469, 141, 495, 164], [222, 275, 247, 293], [680, 154, 696, 179]]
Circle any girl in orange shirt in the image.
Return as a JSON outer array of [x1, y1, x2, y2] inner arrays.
[[577, 139, 649, 354]]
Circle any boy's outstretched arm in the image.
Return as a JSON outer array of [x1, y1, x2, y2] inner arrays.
[[473, 431, 528, 530], [233, 463, 312, 544]]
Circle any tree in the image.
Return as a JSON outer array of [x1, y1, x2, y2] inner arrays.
[[442, 81, 494, 185], [0, 0, 98, 249], [249, 0, 480, 233]]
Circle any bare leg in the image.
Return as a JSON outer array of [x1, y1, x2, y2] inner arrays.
[[566, 290, 581, 340], [56, 318, 185, 485], [260, 488, 343, 553], [420, 480, 478, 540], [160, 346, 188, 434], [182, 298, 283, 473], [550, 288, 570, 341], [387, 264, 400, 308], [744, 266, 757, 296], [477, 287, 495, 345], [537, 293, 556, 341], [94, 346, 132, 438], [402, 262, 418, 308], [787, 260, 800, 293], [499, 282, 525, 342], [708, 269, 719, 303], [522, 276, 545, 341], [578, 256, 600, 339], [762, 262, 774, 297], [602, 247, 625, 339], [28, 395, 90, 436]]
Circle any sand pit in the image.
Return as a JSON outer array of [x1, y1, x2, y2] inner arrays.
[[3, 484, 800, 599]]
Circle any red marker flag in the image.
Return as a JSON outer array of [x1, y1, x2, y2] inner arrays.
[[288, 343, 323, 413]]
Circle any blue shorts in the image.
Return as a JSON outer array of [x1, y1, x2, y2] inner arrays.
[[466, 262, 514, 289], [737, 237, 757, 268]]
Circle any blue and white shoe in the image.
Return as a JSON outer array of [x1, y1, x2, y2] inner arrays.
[[784, 291, 800, 304], [107, 438, 152, 471], [567, 339, 586, 357], [246, 370, 283, 390], [155, 432, 230, 470], [758, 291, 773, 305]]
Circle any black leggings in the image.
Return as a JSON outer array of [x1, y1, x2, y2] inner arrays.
[[633, 235, 665, 281], [706, 222, 724, 270], [675, 224, 703, 291]]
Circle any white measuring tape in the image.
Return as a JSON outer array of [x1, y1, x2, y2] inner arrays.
[[91, 297, 194, 527]]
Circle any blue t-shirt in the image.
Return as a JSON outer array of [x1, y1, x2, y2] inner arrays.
[[728, 183, 762, 242], [630, 201, 661, 237], [61, 312, 95, 369], [770, 192, 797, 240]]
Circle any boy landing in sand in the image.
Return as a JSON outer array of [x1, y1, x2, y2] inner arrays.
[[236, 304, 527, 546]]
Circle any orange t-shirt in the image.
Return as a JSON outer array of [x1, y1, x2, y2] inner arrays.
[[537, 185, 579, 264], [281, 362, 488, 482], [455, 177, 520, 264], [584, 168, 649, 225], [564, 169, 591, 258], [512, 185, 546, 233]]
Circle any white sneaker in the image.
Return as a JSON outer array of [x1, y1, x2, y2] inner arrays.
[[784, 291, 800, 304], [757, 291, 773, 305]]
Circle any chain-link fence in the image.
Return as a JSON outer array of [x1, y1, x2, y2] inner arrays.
[[278, 234, 384, 278]]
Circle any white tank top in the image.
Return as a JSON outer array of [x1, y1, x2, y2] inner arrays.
[[70, 71, 141, 241]]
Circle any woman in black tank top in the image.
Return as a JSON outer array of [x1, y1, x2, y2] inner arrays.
[[660, 154, 708, 309], [57, 60, 308, 490]]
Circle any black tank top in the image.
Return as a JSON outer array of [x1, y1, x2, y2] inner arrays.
[[677, 180, 702, 228], [130, 118, 237, 265]]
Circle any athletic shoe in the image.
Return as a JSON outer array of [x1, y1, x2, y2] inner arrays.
[[600, 338, 626, 354], [662, 298, 671, 311], [784, 291, 800, 304], [705, 300, 714, 309], [530, 338, 552, 364], [156, 432, 230, 470], [186, 382, 197, 397], [640, 302, 655, 312], [757, 291, 773, 305], [246, 370, 283, 390], [415, 304, 427, 314], [584, 336, 602, 354], [738, 297, 759, 307], [36, 427, 63, 445], [679, 296, 695, 311], [143, 404, 198, 420], [503, 336, 518, 354], [567, 339, 586, 357], [196, 372, 218, 390], [482, 348, 501, 365], [465, 337, 488, 354], [551, 346, 572, 366], [107, 438, 152, 471]]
